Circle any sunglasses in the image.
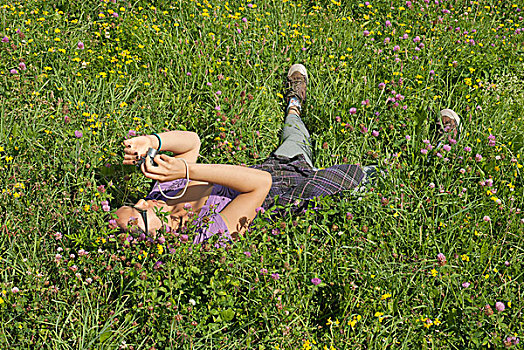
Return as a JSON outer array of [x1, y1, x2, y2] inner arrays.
[[134, 206, 149, 233], [130, 203, 175, 235]]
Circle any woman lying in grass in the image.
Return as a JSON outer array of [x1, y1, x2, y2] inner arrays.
[[116, 64, 461, 244]]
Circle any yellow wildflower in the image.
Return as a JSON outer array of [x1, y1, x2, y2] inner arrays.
[[381, 293, 392, 300]]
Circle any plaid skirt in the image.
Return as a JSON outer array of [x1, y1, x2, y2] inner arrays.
[[251, 154, 365, 212]]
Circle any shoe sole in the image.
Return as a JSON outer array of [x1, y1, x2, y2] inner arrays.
[[440, 109, 462, 139]]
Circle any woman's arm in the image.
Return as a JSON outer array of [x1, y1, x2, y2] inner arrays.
[[153, 131, 201, 162], [123, 131, 201, 164], [142, 155, 272, 234]]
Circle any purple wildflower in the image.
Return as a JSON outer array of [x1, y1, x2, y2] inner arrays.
[[311, 278, 322, 285], [153, 261, 164, 270], [437, 253, 447, 266], [495, 301, 505, 312], [74, 130, 83, 138], [505, 337, 520, 346], [108, 219, 118, 229], [488, 134, 496, 146]]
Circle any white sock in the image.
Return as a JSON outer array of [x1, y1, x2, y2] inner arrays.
[[286, 97, 302, 113]]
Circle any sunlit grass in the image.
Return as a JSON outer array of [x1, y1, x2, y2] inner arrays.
[[0, 0, 523, 348]]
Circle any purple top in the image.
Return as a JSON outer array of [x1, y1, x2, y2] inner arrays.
[[146, 179, 239, 245]]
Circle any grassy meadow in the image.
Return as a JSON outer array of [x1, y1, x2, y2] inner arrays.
[[1, 0, 523, 348]]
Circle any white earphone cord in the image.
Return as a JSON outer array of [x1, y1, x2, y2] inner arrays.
[[157, 158, 190, 200]]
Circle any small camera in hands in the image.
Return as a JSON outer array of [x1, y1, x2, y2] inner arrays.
[[136, 147, 158, 167]]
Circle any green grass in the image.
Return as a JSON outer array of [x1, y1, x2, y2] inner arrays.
[[1, 0, 523, 348]]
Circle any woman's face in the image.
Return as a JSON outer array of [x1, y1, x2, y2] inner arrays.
[[116, 199, 169, 234]]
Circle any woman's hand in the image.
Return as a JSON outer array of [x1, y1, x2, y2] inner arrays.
[[141, 154, 186, 182], [123, 135, 158, 165]]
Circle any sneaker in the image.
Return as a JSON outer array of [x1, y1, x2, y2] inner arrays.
[[434, 109, 462, 142], [285, 64, 308, 114]]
